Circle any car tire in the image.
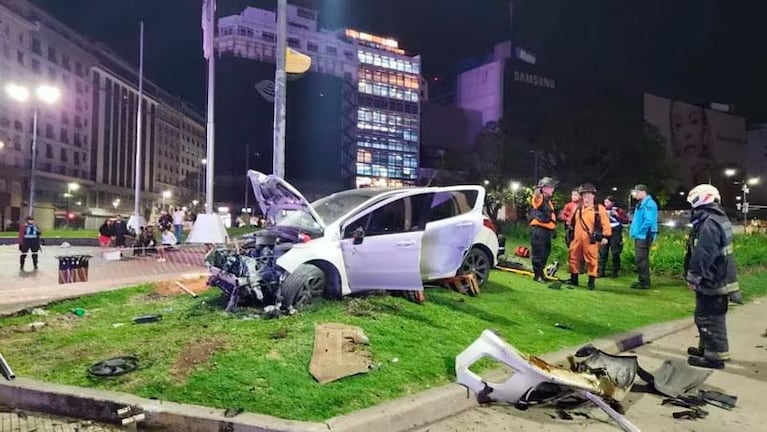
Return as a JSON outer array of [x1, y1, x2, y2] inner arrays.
[[460, 246, 492, 286], [280, 264, 326, 310]]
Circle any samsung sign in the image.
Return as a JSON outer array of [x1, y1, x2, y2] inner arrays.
[[513, 70, 556, 90]]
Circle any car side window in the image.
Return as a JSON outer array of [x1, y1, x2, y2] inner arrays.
[[343, 215, 369, 239], [366, 198, 406, 236], [409, 193, 434, 231], [427, 190, 478, 222]]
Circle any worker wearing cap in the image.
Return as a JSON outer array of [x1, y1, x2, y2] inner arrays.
[[567, 183, 612, 290], [629, 184, 658, 289], [528, 177, 558, 282], [18, 216, 42, 271]]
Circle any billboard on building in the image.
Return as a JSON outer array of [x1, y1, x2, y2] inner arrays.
[[644, 93, 746, 189]]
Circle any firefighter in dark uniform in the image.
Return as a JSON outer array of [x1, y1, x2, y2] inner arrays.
[[684, 184, 740, 369], [19, 216, 42, 271], [529, 177, 558, 283]]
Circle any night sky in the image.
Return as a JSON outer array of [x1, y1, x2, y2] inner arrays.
[[30, 0, 767, 121]]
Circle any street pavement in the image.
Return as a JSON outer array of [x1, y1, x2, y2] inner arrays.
[[0, 244, 209, 315], [0, 409, 122, 432], [416, 297, 767, 432]]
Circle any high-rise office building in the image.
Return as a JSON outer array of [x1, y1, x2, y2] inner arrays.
[[216, 3, 422, 192], [0, 0, 204, 229]]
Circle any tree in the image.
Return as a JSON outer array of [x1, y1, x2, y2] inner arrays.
[[531, 98, 677, 201]]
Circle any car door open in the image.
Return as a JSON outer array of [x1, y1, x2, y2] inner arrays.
[[420, 187, 484, 280], [340, 195, 424, 293]]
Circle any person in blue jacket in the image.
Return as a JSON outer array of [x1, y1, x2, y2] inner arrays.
[[629, 184, 658, 289]]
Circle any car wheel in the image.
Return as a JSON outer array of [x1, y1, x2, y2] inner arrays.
[[280, 264, 326, 310], [460, 247, 492, 286]]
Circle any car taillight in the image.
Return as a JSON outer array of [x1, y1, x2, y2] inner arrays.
[[483, 217, 497, 233], [298, 233, 312, 243]]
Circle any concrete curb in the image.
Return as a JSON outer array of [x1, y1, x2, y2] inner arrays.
[[0, 318, 693, 432]]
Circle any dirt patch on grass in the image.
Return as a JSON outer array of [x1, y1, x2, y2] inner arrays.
[[153, 278, 211, 297], [171, 337, 226, 381]]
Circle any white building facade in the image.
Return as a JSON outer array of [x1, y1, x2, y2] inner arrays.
[[216, 4, 422, 188], [0, 0, 205, 229]]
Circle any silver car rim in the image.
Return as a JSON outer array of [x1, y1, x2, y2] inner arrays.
[[295, 274, 326, 307], [462, 248, 490, 285]]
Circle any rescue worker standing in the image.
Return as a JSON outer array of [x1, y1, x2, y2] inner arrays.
[[559, 189, 581, 247], [598, 196, 628, 278], [684, 184, 739, 369], [567, 184, 612, 290], [629, 184, 658, 289], [18, 216, 42, 271], [529, 177, 558, 283]]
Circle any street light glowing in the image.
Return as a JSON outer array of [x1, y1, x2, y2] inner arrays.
[[510, 181, 521, 192], [68, 182, 80, 192], [0, 140, 5, 150], [747, 177, 760, 186], [201, 158, 207, 165], [612, 187, 618, 192], [36, 85, 61, 104], [192, 199, 199, 206], [5, 83, 30, 102], [162, 190, 172, 199], [483, 180, 490, 186], [724, 168, 737, 177]]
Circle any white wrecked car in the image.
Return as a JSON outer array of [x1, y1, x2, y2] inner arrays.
[[205, 170, 500, 313]]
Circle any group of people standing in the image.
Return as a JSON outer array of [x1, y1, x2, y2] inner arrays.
[[528, 177, 657, 291], [526, 176, 740, 370]]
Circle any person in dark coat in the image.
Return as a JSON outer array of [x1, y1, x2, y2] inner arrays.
[[599, 196, 629, 278], [18, 216, 42, 271], [112, 215, 132, 248], [684, 184, 740, 369]]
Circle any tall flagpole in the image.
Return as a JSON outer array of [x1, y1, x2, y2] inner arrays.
[[205, 0, 216, 214], [273, 0, 287, 178], [133, 21, 144, 227]]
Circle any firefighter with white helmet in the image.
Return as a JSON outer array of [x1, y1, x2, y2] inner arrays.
[[683, 183, 741, 369]]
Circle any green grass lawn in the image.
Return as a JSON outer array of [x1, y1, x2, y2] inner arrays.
[[2, 267, 766, 421]]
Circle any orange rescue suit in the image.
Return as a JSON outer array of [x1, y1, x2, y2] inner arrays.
[[529, 193, 557, 230], [568, 204, 612, 277]]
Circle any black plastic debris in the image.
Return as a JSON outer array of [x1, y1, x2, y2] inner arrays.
[[673, 408, 708, 420], [133, 315, 162, 324], [699, 390, 737, 410], [88, 356, 139, 377], [554, 323, 573, 331], [556, 409, 574, 420]]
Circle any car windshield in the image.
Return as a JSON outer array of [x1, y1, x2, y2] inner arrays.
[[275, 189, 386, 231]]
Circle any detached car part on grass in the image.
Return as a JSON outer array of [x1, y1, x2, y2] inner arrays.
[[205, 170, 500, 314], [456, 330, 641, 432]]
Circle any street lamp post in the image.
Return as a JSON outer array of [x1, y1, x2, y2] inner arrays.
[[65, 182, 79, 228], [510, 181, 521, 222], [162, 190, 172, 210], [725, 169, 760, 225], [4, 83, 61, 217]]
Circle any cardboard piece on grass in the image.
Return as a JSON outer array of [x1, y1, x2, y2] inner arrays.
[[186, 214, 229, 244], [310, 323, 372, 384]]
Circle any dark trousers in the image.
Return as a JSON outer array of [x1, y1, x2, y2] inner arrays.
[[599, 227, 623, 276], [19, 238, 41, 269], [634, 237, 652, 286], [694, 293, 729, 360], [530, 226, 553, 278]]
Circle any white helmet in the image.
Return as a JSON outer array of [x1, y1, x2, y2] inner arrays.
[[687, 184, 721, 208]]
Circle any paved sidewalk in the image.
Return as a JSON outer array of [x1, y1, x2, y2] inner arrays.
[[0, 245, 208, 315], [0, 409, 122, 431], [416, 298, 767, 432]]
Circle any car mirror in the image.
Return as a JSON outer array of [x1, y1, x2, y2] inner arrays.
[[353, 227, 365, 245]]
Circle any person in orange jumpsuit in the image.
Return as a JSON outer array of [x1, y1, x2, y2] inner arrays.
[[567, 183, 612, 290]]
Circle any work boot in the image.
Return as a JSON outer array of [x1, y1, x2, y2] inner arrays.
[[567, 273, 579, 287], [688, 356, 725, 370], [588, 276, 596, 290], [687, 347, 731, 361], [631, 281, 649, 290]]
